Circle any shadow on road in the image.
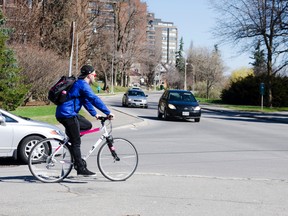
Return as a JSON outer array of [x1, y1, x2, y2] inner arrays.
[[0, 175, 36, 183], [0, 158, 24, 166]]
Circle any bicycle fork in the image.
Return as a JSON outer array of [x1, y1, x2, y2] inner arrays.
[[106, 135, 120, 161]]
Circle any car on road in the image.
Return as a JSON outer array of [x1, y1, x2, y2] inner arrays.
[[122, 88, 148, 108], [157, 89, 201, 122], [0, 108, 65, 163]]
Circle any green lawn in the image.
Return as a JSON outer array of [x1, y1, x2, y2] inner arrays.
[[11, 105, 92, 125], [11, 105, 58, 124], [197, 97, 288, 112]]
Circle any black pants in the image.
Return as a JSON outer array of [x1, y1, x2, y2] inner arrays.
[[57, 114, 92, 170]]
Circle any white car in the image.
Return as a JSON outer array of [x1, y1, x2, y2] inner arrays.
[[122, 89, 148, 108], [0, 108, 65, 163]]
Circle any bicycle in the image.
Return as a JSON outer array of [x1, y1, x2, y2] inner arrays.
[[28, 116, 138, 183]]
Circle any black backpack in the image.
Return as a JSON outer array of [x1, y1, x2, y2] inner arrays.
[[48, 76, 76, 105]]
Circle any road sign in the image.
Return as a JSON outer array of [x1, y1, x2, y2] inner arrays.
[[260, 82, 265, 111], [260, 82, 265, 95]]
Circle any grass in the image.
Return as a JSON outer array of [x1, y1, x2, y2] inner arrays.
[[197, 97, 288, 112], [11, 105, 57, 124], [11, 105, 91, 125]]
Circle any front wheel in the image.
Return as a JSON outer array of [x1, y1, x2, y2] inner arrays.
[[157, 109, 162, 119], [28, 138, 73, 183], [97, 138, 138, 181]]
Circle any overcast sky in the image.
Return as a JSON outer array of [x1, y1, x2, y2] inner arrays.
[[144, 0, 251, 75]]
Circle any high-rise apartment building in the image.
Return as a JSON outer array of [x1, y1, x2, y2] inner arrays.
[[147, 13, 178, 65]]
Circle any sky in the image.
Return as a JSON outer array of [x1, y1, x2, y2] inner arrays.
[[143, 0, 251, 75]]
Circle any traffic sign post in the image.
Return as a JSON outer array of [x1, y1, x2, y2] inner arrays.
[[260, 83, 265, 111]]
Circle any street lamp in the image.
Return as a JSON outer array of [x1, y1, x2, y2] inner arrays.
[[76, 27, 97, 73], [191, 63, 195, 92], [111, 51, 115, 94], [184, 57, 187, 90], [110, 2, 118, 95]]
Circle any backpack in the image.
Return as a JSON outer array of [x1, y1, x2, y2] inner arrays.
[[48, 76, 76, 105]]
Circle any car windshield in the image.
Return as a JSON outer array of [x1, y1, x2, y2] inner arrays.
[[128, 91, 145, 97], [169, 92, 196, 102]]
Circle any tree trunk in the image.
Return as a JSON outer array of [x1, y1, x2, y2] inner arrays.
[[267, 47, 273, 107]]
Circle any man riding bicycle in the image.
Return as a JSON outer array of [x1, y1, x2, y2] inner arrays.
[[56, 65, 114, 176]]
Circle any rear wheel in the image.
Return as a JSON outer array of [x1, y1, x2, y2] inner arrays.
[[28, 138, 73, 183], [97, 138, 138, 181]]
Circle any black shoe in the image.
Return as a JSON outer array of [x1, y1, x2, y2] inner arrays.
[[77, 168, 97, 177]]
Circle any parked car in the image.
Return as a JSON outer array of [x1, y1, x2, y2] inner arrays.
[[0, 108, 65, 163], [158, 89, 201, 122], [122, 89, 148, 108]]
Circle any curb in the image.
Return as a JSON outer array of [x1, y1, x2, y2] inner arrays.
[[201, 106, 288, 124], [111, 107, 149, 129]]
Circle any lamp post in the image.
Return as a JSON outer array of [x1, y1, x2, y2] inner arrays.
[[111, 51, 114, 94], [184, 57, 187, 90], [110, 2, 118, 95], [76, 27, 97, 73], [191, 63, 195, 92], [181, 51, 188, 90], [69, 22, 76, 76]]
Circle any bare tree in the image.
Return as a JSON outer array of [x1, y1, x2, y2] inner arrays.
[[113, 0, 148, 87], [12, 44, 69, 103], [165, 65, 181, 89], [188, 46, 224, 98], [79, 0, 148, 89], [138, 44, 162, 88], [210, 0, 288, 106]]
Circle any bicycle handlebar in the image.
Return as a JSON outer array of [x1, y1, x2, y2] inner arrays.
[[97, 116, 114, 130]]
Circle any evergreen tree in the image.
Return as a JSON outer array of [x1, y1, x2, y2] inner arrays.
[[175, 37, 185, 87], [0, 11, 28, 110], [250, 40, 266, 76]]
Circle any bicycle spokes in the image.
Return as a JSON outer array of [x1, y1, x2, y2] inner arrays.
[[97, 138, 138, 181]]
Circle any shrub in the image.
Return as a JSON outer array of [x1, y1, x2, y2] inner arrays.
[[221, 75, 288, 107]]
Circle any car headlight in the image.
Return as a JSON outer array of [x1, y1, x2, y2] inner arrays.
[[128, 98, 132, 102], [50, 129, 65, 136], [194, 106, 201, 111], [168, 104, 176, 109], [143, 99, 147, 103]]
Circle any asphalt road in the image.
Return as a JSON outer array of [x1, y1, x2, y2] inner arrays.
[[1, 92, 288, 216]]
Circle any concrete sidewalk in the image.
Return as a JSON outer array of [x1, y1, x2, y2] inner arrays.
[[55, 106, 146, 132]]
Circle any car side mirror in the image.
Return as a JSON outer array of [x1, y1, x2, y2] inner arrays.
[[146, 95, 148, 97], [0, 115, 6, 126], [124, 93, 127, 96]]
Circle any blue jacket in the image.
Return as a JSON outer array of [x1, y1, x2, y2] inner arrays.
[[56, 79, 110, 119]]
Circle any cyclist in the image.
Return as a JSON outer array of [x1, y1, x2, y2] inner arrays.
[[56, 65, 114, 176]]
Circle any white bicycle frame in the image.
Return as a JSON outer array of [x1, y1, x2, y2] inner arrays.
[[80, 123, 110, 161], [48, 122, 110, 164]]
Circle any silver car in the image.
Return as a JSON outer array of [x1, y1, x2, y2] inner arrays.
[[122, 89, 148, 108], [0, 108, 65, 163]]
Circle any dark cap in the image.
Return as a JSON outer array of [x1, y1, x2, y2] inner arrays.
[[78, 65, 95, 79]]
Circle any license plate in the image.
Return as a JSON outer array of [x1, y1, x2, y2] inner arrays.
[[182, 111, 189, 116]]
